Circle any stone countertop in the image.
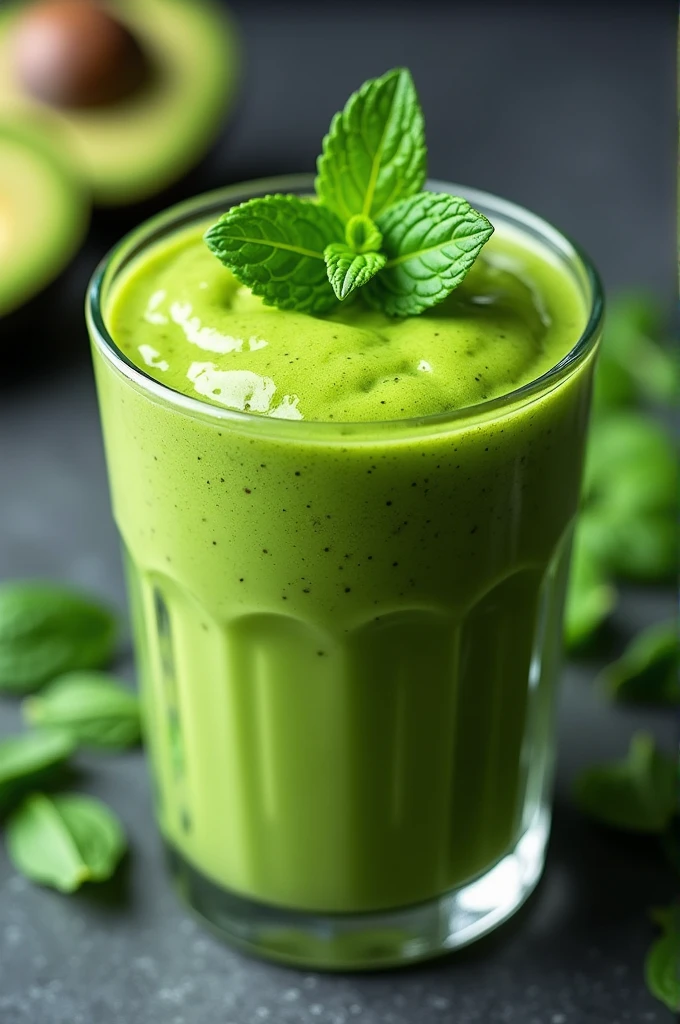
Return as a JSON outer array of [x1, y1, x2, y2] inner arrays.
[[0, 2, 676, 1022]]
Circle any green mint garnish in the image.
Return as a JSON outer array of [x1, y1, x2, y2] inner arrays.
[[205, 68, 493, 316], [324, 244, 386, 300], [5, 792, 126, 893], [204, 195, 343, 315], [365, 191, 496, 317]]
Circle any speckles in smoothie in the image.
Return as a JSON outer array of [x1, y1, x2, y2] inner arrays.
[[344, 587, 351, 593], [212, 540, 217, 546], [244, 488, 252, 494]]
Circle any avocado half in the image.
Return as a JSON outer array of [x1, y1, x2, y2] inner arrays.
[[0, 0, 240, 205], [0, 120, 89, 316]]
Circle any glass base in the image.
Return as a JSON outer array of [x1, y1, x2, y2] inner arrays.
[[167, 808, 550, 971]]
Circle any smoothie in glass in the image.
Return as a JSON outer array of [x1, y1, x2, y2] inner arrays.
[[88, 176, 601, 968]]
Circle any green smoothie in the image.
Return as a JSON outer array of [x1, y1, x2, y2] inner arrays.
[[94, 202, 594, 917]]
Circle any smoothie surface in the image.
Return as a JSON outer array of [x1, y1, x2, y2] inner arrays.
[[107, 215, 586, 422]]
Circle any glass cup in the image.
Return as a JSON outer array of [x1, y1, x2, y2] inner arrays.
[[87, 176, 603, 970]]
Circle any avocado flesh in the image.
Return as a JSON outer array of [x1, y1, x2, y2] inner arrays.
[[0, 122, 89, 316], [0, 0, 240, 206]]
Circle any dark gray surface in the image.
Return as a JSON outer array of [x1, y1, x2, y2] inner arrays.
[[0, 3, 677, 1022]]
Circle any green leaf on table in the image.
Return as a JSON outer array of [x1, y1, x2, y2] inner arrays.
[[645, 905, 680, 1013], [600, 622, 680, 705], [573, 732, 678, 833], [564, 522, 617, 650], [203, 195, 344, 315], [23, 672, 142, 750], [0, 731, 75, 815], [5, 792, 126, 893], [0, 582, 117, 695], [315, 67, 426, 223], [594, 293, 679, 410], [364, 191, 494, 316], [324, 243, 386, 300]]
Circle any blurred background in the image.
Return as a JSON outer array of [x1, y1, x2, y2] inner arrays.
[[0, 1, 677, 1022]]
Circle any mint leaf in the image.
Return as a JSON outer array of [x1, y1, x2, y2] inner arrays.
[[601, 622, 680, 705], [316, 67, 426, 223], [364, 192, 494, 316], [23, 672, 142, 751], [204, 195, 344, 315], [5, 792, 126, 892], [573, 732, 677, 833], [645, 906, 680, 1013], [0, 582, 117, 695], [324, 244, 386, 300], [0, 731, 74, 816]]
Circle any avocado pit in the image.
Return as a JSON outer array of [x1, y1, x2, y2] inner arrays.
[[10, 0, 150, 109]]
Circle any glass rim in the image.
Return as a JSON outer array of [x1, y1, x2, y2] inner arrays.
[[86, 174, 604, 441]]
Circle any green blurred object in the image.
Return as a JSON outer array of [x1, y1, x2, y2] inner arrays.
[[572, 732, 677, 834], [23, 671, 142, 750], [564, 298, 678, 646], [584, 413, 677, 516], [581, 412, 677, 583], [5, 792, 126, 892], [0, 582, 117, 694], [594, 293, 679, 409], [0, 119, 89, 316], [600, 622, 680, 705], [0, 730, 74, 817], [564, 524, 617, 651], [645, 906, 680, 1013]]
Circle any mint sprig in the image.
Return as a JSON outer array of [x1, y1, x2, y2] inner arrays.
[[205, 68, 493, 316], [315, 67, 426, 222]]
